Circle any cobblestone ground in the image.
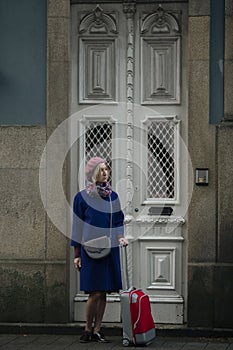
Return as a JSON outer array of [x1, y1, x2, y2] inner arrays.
[[0, 334, 232, 350]]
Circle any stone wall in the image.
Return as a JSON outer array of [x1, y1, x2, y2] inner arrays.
[[188, 0, 233, 328], [0, 0, 70, 323], [216, 0, 233, 328]]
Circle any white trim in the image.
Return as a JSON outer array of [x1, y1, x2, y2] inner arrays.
[[80, 114, 117, 124], [136, 215, 185, 225], [74, 293, 184, 304], [149, 295, 184, 304], [138, 236, 184, 241], [74, 293, 120, 302]]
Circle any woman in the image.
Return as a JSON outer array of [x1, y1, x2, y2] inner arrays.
[[71, 157, 128, 343]]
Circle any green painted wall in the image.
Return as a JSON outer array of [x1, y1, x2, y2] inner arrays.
[[0, 0, 47, 125]]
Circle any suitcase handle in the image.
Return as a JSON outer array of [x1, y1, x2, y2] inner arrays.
[[124, 245, 130, 290], [120, 244, 130, 290]]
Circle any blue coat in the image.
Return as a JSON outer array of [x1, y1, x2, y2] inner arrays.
[[71, 190, 124, 292]]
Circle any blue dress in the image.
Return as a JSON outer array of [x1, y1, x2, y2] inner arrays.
[[71, 190, 124, 292]]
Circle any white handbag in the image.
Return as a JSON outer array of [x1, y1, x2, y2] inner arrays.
[[83, 198, 112, 260]]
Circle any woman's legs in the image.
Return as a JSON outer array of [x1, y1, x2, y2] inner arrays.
[[93, 292, 106, 333], [85, 294, 96, 332], [85, 291, 107, 333]]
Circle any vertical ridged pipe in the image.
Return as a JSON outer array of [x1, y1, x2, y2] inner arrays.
[[123, 1, 136, 217], [123, 1, 136, 287]]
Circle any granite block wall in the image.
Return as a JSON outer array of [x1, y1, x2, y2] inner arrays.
[[0, 0, 70, 323], [188, 0, 233, 329]]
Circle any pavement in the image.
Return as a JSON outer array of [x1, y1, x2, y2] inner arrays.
[[0, 333, 233, 350]]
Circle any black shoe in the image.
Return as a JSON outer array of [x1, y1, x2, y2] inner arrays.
[[79, 331, 92, 343], [92, 331, 109, 343]]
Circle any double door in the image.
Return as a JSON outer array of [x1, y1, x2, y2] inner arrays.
[[70, 0, 189, 324]]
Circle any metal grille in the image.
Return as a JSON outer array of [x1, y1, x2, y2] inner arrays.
[[85, 121, 112, 179], [147, 120, 175, 199]]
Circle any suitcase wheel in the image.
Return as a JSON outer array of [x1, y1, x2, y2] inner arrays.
[[122, 338, 130, 347]]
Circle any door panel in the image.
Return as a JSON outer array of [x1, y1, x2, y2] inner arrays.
[[70, 1, 188, 324]]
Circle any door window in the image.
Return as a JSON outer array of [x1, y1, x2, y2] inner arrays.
[[142, 116, 180, 204]]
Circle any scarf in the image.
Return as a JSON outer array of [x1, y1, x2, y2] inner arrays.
[[85, 181, 112, 198]]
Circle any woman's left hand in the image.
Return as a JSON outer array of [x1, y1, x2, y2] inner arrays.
[[119, 237, 129, 246], [74, 257, 82, 271]]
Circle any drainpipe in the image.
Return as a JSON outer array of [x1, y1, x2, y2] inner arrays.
[[209, 0, 225, 124]]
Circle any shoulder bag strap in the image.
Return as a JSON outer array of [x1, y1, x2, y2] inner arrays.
[[109, 196, 112, 241]]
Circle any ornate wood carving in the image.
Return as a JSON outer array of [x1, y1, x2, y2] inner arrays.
[[123, 1, 136, 218], [79, 39, 116, 102], [136, 215, 185, 225], [141, 5, 181, 105], [139, 239, 183, 304], [141, 5, 180, 35], [122, 1, 136, 286], [148, 247, 176, 290], [78, 5, 118, 103], [79, 5, 118, 35]]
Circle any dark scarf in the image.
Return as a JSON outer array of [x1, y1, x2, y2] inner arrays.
[[85, 181, 112, 198]]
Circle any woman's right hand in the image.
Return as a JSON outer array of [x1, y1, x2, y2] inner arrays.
[[74, 257, 82, 271], [119, 237, 129, 246]]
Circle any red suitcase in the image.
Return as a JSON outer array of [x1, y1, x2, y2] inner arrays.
[[120, 247, 155, 346]]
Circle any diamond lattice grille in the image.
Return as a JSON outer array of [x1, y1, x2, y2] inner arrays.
[[147, 120, 175, 199], [85, 121, 112, 179]]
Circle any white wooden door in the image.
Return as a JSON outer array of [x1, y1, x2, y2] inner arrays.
[[70, 0, 189, 324]]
